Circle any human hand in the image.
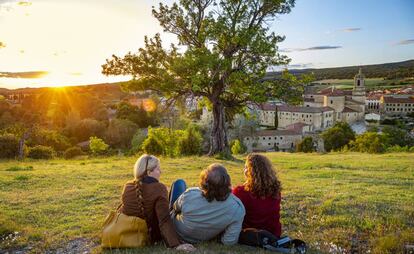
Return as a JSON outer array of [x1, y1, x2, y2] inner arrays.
[[175, 243, 196, 252]]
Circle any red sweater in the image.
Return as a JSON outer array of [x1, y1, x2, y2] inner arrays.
[[232, 185, 282, 238]]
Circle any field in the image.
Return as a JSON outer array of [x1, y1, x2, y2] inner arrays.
[[313, 78, 412, 91], [0, 153, 413, 254]]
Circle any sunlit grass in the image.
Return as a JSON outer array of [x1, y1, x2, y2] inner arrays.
[[0, 152, 413, 253]]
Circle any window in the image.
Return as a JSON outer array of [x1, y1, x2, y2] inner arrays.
[[280, 137, 283, 140], [268, 143, 271, 145], [246, 137, 249, 140], [331, 100, 333, 104], [263, 137, 265, 140], [274, 137, 277, 140], [269, 137, 271, 140]]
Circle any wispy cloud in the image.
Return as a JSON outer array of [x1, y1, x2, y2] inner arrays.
[[0, 71, 48, 79], [339, 28, 362, 32], [394, 39, 414, 45], [280, 46, 342, 52], [0, 41, 5, 49]]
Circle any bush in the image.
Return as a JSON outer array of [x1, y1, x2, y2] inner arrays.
[[105, 119, 138, 149], [27, 128, 71, 152], [321, 122, 355, 152], [349, 132, 386, 153], [296, 137, 315, 153], [0, 134, 19, 159], [27, 145, 55, 159], [64, 146, 85, 159], [130, 129, 148, 153], [142, 136, 163, 155], [231, 139, 247, 155], [178, 125, 203, 155], [89, 136, 109, 155]]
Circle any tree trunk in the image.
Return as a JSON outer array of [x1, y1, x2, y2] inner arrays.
[[274, 104, 279, 129], [208, 101, 230, 156]]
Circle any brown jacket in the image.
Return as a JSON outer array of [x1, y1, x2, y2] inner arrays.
[[119, 177, 181, 248]]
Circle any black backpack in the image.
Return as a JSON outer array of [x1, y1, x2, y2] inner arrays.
[[238, 228, 307, 254]]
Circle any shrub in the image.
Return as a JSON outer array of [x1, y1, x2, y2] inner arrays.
[[27, 145, 55, 159], [142, 136, 163, 155], [105, 119, 138, 149], [27, 128, 71, 152], [130, 129, 148, 153], [231, 139, 247, 155], [321, 122, 355, 152], [0, 134, 19, 159], [143, 127, 182, 157], [89, 136, 109, 155], [178, 125, 203, 155], [349, 132, 386, 153], [64, 146, 85, 159], [296, 136, 315, 153]]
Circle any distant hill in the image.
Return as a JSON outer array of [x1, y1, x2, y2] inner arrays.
[[267, 59, 414, 80], [0, 83, 128, 103]]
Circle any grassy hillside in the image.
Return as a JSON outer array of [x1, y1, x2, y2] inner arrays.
[[0, 153, 413, 253]]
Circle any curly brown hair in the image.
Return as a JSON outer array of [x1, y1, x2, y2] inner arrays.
[[199, 163, 231, 202], [244, 153, 281, 198]]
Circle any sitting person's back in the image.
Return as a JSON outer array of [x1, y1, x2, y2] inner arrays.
[[171, 164, 245, 245], [232, 153, 282, 238]]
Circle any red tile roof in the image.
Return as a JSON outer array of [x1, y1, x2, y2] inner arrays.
[[342, 107, 358, 113], [382, 96, 414, 104], [278, 105, 334, 113]]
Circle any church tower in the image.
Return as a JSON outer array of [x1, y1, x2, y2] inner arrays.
[[352, 68, 366, 103]]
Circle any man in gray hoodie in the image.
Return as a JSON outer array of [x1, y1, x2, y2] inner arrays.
[[170, 163, 245, 245]]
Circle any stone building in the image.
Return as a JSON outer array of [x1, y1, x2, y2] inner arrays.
[[244, 129, 303, 152], [380, 95, 414, 116], [303, 68, 366, 124]]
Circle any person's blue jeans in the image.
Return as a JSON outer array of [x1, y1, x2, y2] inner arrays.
[[169, 179, 187, 209]]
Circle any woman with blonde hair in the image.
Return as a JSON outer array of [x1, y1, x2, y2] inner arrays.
[[232, 153, 282, 244], [118, 154, 194, 251]]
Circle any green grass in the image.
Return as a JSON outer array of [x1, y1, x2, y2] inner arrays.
[[0, 153, 413, 253]]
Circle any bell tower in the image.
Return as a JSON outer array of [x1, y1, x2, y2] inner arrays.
[[352, 68, 366, 103]]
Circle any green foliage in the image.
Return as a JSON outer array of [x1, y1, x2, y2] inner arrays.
[[27, 128, 71, 152], [142, 136, 163, 156], [296, 136, 315, 153], [350, 132, 386, 153], [63, 146, 85, 159], [382, 126, 414, 147], [0, 134, 19, 159], [386, 145, 413, 153], [116, 101, 156, 128], [27, 145, 55, 159], [101, 0, 296, 154], [178, 124, 203, 156], [64, 118, 106, 142], [89, 136, 109, 155], [105, 119, 138, 149], [321, 122, 355, 152], [130, 129, 148, 153], [231, 139, 247, 155], [142, 127, 182, 157]]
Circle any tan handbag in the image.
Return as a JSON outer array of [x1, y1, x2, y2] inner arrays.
[[101, 209, 149, 248]]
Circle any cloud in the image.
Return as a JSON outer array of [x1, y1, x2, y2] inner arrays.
[[0, 71, 48, 79], [340, 28, 362, 32], [395, 39, 414, 45], [0, 41, 5, 48], [280, 46, 342, 52]]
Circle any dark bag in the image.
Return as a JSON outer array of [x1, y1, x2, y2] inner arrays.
[[238, 228, 307, 254]]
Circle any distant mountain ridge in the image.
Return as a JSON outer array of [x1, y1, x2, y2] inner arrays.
[[267, 59, 414, 80]]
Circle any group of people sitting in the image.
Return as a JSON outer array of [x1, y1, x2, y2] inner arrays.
[[114, 153, 283, 251]]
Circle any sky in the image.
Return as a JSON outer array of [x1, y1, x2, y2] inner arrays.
[[0, 0, 413, 89]]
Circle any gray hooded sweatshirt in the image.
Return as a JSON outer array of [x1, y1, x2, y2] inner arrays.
[[170, 187, 245, 245]]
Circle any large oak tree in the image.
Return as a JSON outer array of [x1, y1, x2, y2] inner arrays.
[[102, 0, 295, 155]]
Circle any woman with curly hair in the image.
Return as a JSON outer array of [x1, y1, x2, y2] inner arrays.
[[232, 153, 282, 238]]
